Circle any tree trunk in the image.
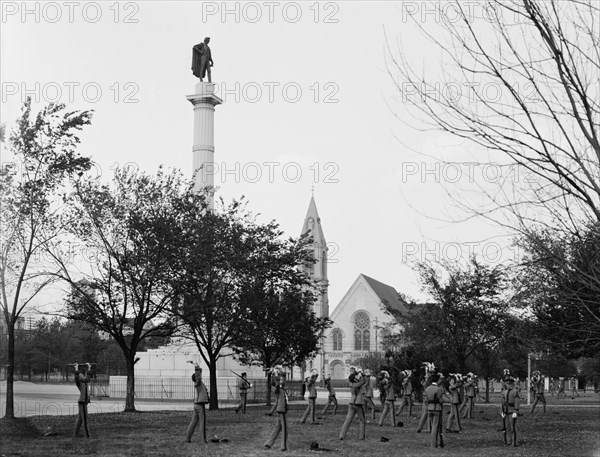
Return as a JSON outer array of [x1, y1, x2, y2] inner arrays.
[[266, 370, 272, 407], [208, 355, 219, 410], [124, 356, 136, 412], [485, 377, 490, 403], [4, 322, 15, 418]]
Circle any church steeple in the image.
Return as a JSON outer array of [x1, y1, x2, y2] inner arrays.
[[301, 196, 329, 318]]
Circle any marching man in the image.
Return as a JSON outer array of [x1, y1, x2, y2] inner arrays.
[[186, 361, 209, 444], [339, 366, 367, 440], [264, 366, 288, 451], [529, 370, 546, 414], [417, 362, 436, 433], [378, 370, 397, 427], [445, 374, 463, 433], [301, 368, 319, 424], [235, 373, 252, 414], [461, 373, 476, 419], [396, 369, 414, 418], [363, 369, 377, 421], [424, 372, 445, 449], [73, 362, 94, 438], [321, 370, 338, 416]]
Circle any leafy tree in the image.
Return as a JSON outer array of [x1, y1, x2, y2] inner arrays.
[[0, 99, 92, 418], [52, 167, 182, 411], [404, 257, 509, 373], [579, 355, 600, 391], [229, 230, 331, 405], [168, 196, 283, 410], [516, 224, 600, 357], [536, 353, 578, 379], [471, 315, 529, 401]]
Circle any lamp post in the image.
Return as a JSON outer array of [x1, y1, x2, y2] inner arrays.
[[527, 352, 532, 405]]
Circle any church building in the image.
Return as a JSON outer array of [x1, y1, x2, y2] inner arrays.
[[299, 197, 408, 380]]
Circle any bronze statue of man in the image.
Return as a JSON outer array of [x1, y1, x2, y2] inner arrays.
[[192, 37, 213, 82]]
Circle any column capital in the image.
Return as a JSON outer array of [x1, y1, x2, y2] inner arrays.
[[186, 82, 223, 106]]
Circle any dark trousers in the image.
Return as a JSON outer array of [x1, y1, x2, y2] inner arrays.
[[301, 397, 317, 423], [322, 395, 338, 415], [397, 395, 413, 417], [428, 411, 443, 448], [265, 412, 288, 450], [186, 403, 206, 443], [378, 400, 396, 426], [529, 394, 546, 414], [417, 401, 430, 432], [364, 397, 376, 419], [339, 404, 365, 440], [503, 414, 517, 445], [73, 402, 91, 438], [461, 396, 474, 418], [236, 392, 248, 414], [446, 403, 461, 431]]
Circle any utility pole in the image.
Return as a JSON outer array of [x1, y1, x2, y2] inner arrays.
[[374, 317, 378, 354]]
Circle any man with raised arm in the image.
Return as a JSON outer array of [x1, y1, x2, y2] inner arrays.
[[186, 362, 209, 444], [73, 362, 94, 438]]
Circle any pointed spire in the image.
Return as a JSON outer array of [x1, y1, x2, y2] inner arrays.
[[301, 196, 326, 245]]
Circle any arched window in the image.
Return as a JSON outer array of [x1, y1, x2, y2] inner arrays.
[[354, 312, 370, 351], [332, 329, 343, 351]]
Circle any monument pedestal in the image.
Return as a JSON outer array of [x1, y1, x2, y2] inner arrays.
[[186, 82, 223, 203]]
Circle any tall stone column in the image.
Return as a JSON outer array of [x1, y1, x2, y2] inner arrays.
[[186, 82, 223, 204]]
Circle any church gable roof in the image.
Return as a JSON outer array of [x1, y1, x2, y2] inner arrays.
[[360, 274, 408, 315], [330, 273, 408, 322]]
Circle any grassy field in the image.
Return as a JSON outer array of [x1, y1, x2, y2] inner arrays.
[[1, 400, 599, 457]]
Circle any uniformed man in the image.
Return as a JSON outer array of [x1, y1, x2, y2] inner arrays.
[[461, 372, 476, 419], [73, 362, 94, 438], [396, 369, 414, 418], [424, 375, 444, 448], [321, 371, 338, 416], [570, 376, 579, 397], [339, 367, 367, 441], [301, 369, 319, 424], [416, 363, 436, 433], [501, 376, 520, 446], [235, 373, 252, 414], [529, 370, 546, 414], [445, 374, 463, 433], [186, 363, 209, 443], [363, 369, 377, 420], [264, 367, 289, 451], [378, 370, 397, 426], [557, 376, 566, 398]]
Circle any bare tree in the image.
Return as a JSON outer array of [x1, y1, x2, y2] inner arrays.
[[387, 0, 600, 350], [387, 0, 599, 234]]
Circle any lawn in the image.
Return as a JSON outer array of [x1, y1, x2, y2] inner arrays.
[[1, 401, 599, 457]]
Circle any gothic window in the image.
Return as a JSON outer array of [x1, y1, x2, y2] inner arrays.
[[354, 311, 370, 351], [332, 329, 343, 351]]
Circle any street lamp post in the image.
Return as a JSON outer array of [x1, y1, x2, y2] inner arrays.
[[527, 352, 532, 406]]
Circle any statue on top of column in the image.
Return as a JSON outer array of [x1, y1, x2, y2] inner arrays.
[[192, 37, 213, 82]]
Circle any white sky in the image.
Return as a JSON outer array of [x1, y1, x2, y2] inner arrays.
[[1, 1, 521, 312]]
